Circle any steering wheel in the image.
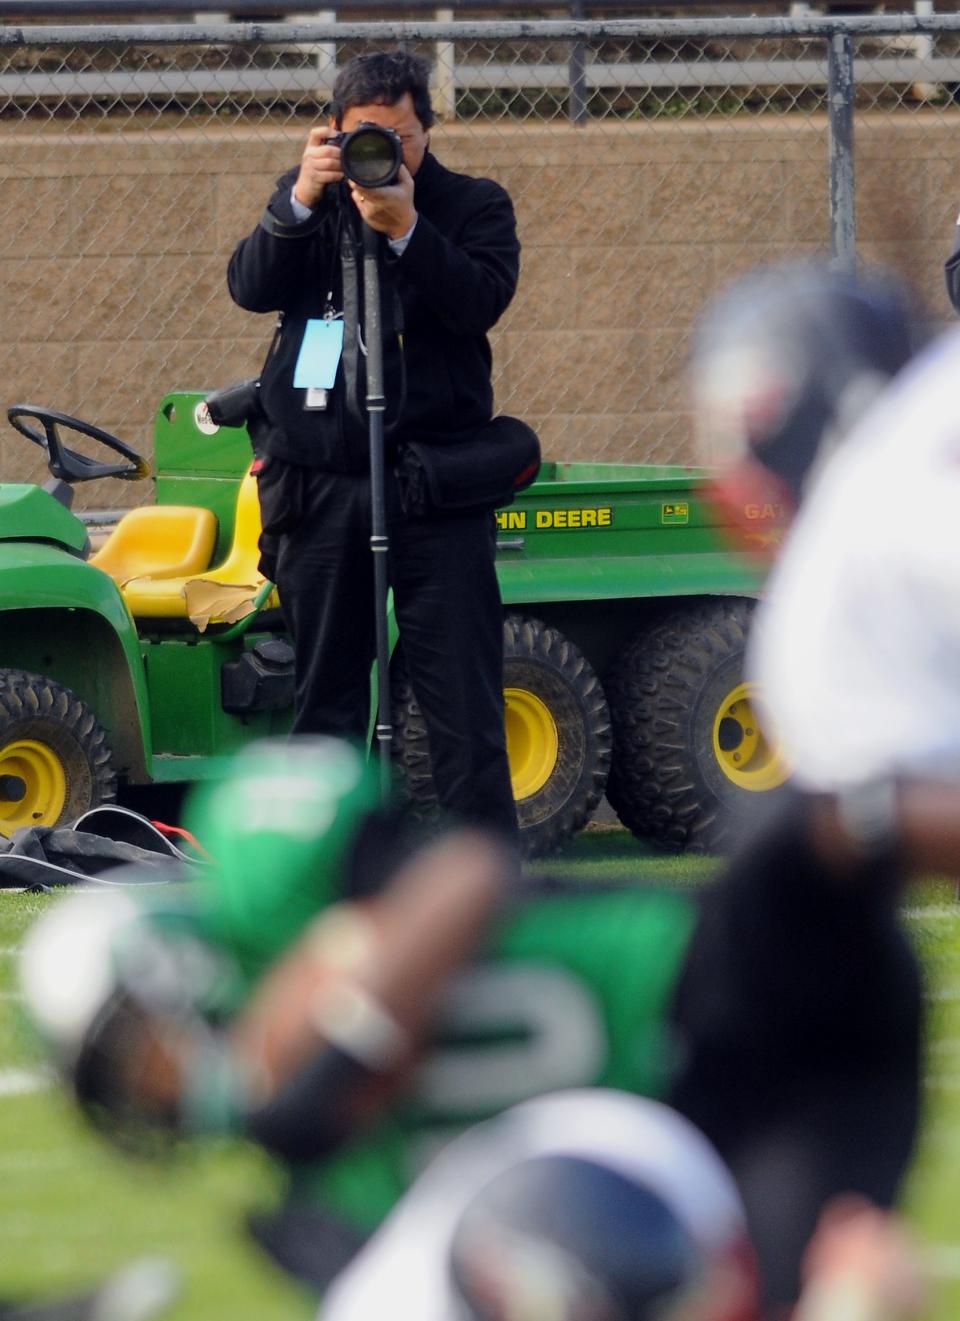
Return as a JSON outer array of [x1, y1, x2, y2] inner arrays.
[[7, 404, 150, 484]]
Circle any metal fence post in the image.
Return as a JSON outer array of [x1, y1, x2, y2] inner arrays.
[[433, 8, 457, 121], [287, 9, 337, 88], [827, 30, 856, 273], [568, 0, 587, 123], [912, 0, 937, 101]]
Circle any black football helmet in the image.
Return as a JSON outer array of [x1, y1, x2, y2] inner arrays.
[[691, 263, 920, 525], [449, 1154, 703, 1321]]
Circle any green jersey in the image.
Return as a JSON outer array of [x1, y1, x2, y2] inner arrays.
[[120, 869, 697, 1286], [289, 883, 697, 1232]]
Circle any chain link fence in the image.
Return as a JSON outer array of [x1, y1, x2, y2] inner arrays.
[[1, 14, 959, 504]]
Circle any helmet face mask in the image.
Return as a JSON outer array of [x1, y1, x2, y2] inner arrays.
[[451, 1214, 626, 1321], [691, 262, 920, 519], [693, 341, 800, 475], [71, 988, 179, 1155]]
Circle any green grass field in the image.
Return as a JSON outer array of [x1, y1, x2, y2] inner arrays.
[[0, 827, 958, 1318]]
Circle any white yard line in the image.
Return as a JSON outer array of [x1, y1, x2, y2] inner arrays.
[[0, 1067, 50, 1097], [903, 904, 960, 920]]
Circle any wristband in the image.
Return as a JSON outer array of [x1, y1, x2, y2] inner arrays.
[[306, 903, 378, 977], [310, 982, 409, 1074]]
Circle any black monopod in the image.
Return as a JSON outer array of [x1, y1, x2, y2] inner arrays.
[[361, 217, 393, 800], [338, 122, 405, 799]]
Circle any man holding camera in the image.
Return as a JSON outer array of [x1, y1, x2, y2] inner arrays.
[[227, 50, 521, 839]]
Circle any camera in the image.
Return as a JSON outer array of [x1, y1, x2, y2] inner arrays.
[[331, 122, 403, 189]]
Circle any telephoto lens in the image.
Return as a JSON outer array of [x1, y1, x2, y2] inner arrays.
[[336, 122, 403, 188]]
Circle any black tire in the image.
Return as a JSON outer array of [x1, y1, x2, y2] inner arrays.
[[391, 614, 612, 858], [604, 599, 788, 854], [0, 669, 117, 836]]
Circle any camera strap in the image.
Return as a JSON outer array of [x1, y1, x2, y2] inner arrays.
[[341, 223, 362, 427], [262, 311, 284, 373]]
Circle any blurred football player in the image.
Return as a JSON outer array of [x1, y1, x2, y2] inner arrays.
[[693, 263, 917, 544], [318, 1091, 929, 1321], [18, 726, 932, 1320], [682, 260, 960, 1320], [318, 1090, 760, 1321], [690, 263, 960, 863], [690, 264, 960, 883]]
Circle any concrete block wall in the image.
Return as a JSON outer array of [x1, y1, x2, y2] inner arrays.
[[0, 112, 955, 506]]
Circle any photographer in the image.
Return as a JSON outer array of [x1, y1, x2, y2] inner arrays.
[[227, 49, 521, 838]]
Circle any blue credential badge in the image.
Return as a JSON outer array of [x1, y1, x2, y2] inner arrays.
[[293, 318, 345, 389]]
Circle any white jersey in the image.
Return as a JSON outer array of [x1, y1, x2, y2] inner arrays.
[[318, 1090, 747, 1321], [750, 326, 960, 791]]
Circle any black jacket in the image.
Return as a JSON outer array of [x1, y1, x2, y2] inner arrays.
[[227, 151, 520, 472]]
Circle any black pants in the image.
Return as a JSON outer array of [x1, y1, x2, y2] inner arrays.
[[258, 458, 517, 839], [668, 787, 923, 1316]]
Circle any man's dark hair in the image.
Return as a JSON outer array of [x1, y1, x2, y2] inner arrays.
[[331, 50, 435, 130]]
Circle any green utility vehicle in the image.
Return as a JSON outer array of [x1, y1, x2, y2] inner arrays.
[[0, 394, 786, 856]]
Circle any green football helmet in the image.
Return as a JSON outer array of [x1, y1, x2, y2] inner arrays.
[[185, 737, 381, 979]]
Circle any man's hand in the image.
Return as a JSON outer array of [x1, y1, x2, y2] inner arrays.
[[293, 125, 343, 210], [349, 165, 418, 241]]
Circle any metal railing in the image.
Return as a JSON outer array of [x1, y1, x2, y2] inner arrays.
[[0, 1, 867, 12], [0, 14, 956, 492]]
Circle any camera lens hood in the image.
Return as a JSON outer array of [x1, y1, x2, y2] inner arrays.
[[337, 122, 403, 189]]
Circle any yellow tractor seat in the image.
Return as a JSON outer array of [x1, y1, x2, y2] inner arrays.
[[121, 468, 279, 629], [90, 505, 218, 584]]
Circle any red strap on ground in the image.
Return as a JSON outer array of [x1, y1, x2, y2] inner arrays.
[[149, 820, 212, 860]]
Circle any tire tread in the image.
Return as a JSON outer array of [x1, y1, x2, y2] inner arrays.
[[391, 614, 611, 858], [604, 598, 757, 853], [0, 668, 117, 827]]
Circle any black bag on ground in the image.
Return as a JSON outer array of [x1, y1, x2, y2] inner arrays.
[[396, 415, 541, 517]]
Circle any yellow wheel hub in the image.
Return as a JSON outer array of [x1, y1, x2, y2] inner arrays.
[[712, 683, 789, 792], [504, 687, 559, 800], [0, 739, 67, 836]]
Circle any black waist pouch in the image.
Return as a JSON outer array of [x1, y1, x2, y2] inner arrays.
[[205, 377, 260, 428], [396, 415, 541, 517], [204, 377, 272, 455]]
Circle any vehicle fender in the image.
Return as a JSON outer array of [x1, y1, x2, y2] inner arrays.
[[0, 547, 152, 778]]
